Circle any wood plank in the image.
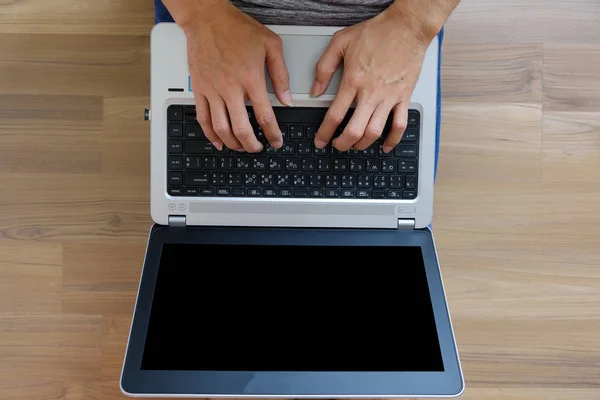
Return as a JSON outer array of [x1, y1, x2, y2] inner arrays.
[[0, 0, 154, 35], [543, 44, 600, 112], [441, 43, 542, 103], [0, 34, 149, 97]]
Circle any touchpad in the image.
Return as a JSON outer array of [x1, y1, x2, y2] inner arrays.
[[266, 34, 343, 96]]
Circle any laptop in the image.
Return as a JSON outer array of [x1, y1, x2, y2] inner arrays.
[[120, 22, 464, 398]]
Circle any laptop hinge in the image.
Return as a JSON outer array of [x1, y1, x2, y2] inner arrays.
[[397, 219, 415, 230], [168, 215, 186, 227]]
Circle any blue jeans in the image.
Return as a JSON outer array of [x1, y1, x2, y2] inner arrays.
[[154, 0, 443, 177]]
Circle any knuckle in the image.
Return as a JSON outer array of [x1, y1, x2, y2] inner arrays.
[[213, 123, 230, 136], [326, 109, 345, 125], [393, 119, 407, 132], [232, 126, 253, 140], [365, 125, 383, 140], [345, 70, 364, 87], [344, 126, 363, 141], [255, 110, 276, 126]]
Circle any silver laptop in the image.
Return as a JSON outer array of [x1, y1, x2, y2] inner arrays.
[[120, 22, 464, 398]]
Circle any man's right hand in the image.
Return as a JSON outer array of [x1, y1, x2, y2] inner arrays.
[[163, 0, 292, 152]]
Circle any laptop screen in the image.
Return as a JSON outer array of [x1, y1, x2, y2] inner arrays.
[[141, 243, 444, 372]]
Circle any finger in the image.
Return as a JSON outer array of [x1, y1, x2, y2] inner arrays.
[[249, 87, 283, 149], [226, 94, 263, 153], [194, 94, 222, 150], [265, 36, 293, 106], [208, 96, 243, 151], [312, 32, 345, 97], [382, 103, 408, 153], [332, 97, 378, 152], [352, 101, 391, 151], [314, 86, 355, 148]]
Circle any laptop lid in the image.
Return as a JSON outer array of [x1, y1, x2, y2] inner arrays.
[[120, 225, 464, 398]]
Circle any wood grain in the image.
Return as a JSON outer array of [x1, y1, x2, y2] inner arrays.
[[1, 0, 599, 399]]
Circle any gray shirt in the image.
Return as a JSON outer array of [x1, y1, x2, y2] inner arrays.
[[231, 0, 394, 26]]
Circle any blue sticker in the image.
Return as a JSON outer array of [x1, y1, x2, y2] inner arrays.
[[188, 76, 192, 92]]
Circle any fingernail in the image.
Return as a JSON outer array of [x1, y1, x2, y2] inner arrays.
[[211, 141, 223, 150], [282, 90, 293, 107], [383, 146, 392, 153], [311, 81, 322, 97], [314, 139, 326, 148], [272, 139, 283, 148], [254, 142, 264, 153]]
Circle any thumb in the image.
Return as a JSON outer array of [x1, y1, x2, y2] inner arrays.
[[265, 38, 293, 106], [312, 35, 344, 97]]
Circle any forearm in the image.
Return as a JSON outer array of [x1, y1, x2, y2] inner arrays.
[[162, 0, 229, 28], [389, 0, 460, 42]]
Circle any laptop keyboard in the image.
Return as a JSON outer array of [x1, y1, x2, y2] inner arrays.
[[166, 105, 420, 199]]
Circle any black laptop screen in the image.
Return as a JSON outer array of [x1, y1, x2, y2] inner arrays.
[[141, 243, 444, 372]]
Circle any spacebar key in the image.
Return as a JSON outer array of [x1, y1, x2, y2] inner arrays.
[[186, 140, 214, 154]]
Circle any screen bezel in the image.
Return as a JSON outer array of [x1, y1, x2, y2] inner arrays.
[[121, 225, 464, 397]]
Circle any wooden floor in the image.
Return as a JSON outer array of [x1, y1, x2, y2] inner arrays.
[[1, 1, 599, 399]]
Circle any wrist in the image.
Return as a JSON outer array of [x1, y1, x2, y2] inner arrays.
[[162, 0, 229, 31], [388, 0, 458, 43]]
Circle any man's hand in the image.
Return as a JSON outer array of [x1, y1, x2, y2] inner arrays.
[[164, 0, 293, 153], [313, 0, 458, 153]]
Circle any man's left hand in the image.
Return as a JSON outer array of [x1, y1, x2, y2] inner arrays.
[[312, 5, 433, 153]]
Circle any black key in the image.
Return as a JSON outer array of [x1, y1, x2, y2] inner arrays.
[[399, 160, 417, 173], [313, 147, 328, 156], [212, 172, 227, 186], [403, 190, 417, 199], [169, 155, 183, 170], [203, 156, 218, 170], [278, 124, 288, 139], [373, 175, 387, 188], [357, 189, 370, 198], [184, 156, 200, 170], [248, 188, 262, 197], [390, 175, 404, 189], [349, 159, 364, 172], [285, 157, 300, 171], [263, 188, 277, 197], [301, 158, 316, 172], [357, 175, 371, 188], [185, 172, 209, 186], [276, 173, 291, 187], [341, 189, 355, 198], [405, 175, 417, 189], [365, 159, 380, 172], [317, 158, 332, 172], [220, 156, 235, 170], [386, 190, 402, 199], [381, 159, 397, 173], [252, 157, 267, 171], [408, 111, 420, 127], [229, 172, 243, 186], [333, 158, 348, 172], [168, 187, 183, 196], [265, 144, 280, 155], [362, 145, 377, 157], [309, 174, 323, 188], [294, 189, 309, 197], [310, 189, 324, 197], [200, 188, 215, 196], [216, 188, 230, 196], [185, 123, 203, 138], [292, 173, 306, 187], [168, 172, 183, 186], [281, 143, 296, 155], [402, 128, 419, 142], [185, 105, 196, 115], [305, 125, 318, 139], [325, 189, 339, 198], [167, 105, 183, 121], [341, 174, 355, 188], [371, 190, 385, 199], [378, 144, 392, 157], [289, 125, 304, 139], [216, 147, 230, 155], [186, 140, 214, 154], [331, 147, 346, 156], [297, 141, 312, 155], [185, 113, 197, 123], [325, 174, 339, 188], [231, 188, 246, 196], [168, 139, 183, 154], [244, 173, 258, 187], [278, 189, 293, 197], [261, 172, 275, 187], [237, 157, 251, 170], [168, 123, 183, 138], [269, 156, 283, 171], [185, 187, 199, 196], [394, 144, 418, 158]]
